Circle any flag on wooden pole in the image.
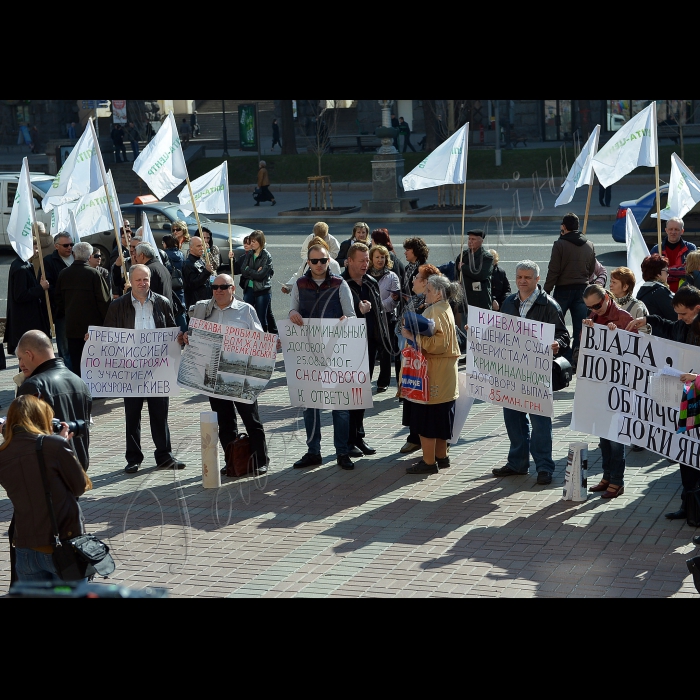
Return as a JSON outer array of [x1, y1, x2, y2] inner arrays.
[[71, 171, 122, 238], [555, 125, 600, 207], [592, 103, 657, 188], [133, 112, 187, 198], [402, 123, 469, 191], [652, 153, 700, 221], [42, 126, 100, 212], [626, 208, 649, 297], [178, 161, 229, 214], [7, 158, 36, 261]]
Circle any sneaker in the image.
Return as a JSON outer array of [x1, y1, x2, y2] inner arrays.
[[400, 441, 420, 454], [406, 460, 438, 474], [437, 456, 450, 469]]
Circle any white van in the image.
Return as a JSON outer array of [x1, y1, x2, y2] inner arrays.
[[0, 172, 54, 246]]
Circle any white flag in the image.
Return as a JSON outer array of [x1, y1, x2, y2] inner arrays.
[[50, 202, 77, 235], [626, 208, 650, 297], [555, 125, 600, 207], [140, 213, 158, 250], [178, 161, 229, 214], [592, 103, 657, 188], [133, 112, 187, 199], [68, 208, 80, 242], [72, 171, 122, 238], [7, 158, 36, 261], [42, 126, 101, 212], [403, 123, 468, 191], [653, 153, 700, 221]]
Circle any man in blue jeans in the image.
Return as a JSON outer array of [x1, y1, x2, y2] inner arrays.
[[490, 261, 570, 486], [543, 212, 596, 370], [289, 243, 357, 470]]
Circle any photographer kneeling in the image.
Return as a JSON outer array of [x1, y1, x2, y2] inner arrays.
[[0, 395, 92, 583]]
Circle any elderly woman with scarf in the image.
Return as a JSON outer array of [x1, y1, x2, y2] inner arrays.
[[368, 244, 401, 392]]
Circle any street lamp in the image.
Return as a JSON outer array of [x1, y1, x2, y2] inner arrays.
[[222, 99, 229, 157]]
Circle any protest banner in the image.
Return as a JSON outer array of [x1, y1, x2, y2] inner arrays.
[[177, 317, 276, 404], [571, 324, 700, 471], [81, 326, 182, 397], [277, 318, 373, 410], [466, 307, 555, 417]]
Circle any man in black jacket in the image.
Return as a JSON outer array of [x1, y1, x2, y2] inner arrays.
[[103, 264, 184, 474], [627, 284, 700, 521], [342, 242, 392, 456], [5, 237, 50, 355], [489, 260, 570, 486], [183, 236, 213, 310], [56, 242, 111, 375], [39, 232, 75, 369], [132, 242, 172, 301], [15, 330, 92, 471]]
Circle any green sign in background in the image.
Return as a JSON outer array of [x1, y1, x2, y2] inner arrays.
[[238, 104, 257, 151]]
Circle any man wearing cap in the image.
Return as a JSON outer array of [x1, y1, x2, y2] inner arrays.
[[455, 229, 494, 310], [543, 212, 596, 369]]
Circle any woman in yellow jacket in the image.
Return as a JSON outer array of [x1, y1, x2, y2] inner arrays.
[[401, 274, 461, 474]]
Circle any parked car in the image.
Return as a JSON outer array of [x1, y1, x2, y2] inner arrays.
[[118, 200, 249, 264], [0, 172, 54, 246], [611, 184, 700, 243]]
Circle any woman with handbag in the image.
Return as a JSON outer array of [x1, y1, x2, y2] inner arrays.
[[0, 395, 92, 583], [401, 274, 461, 474]]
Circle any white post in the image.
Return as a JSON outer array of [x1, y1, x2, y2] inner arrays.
[[200, 411, 221, 488]]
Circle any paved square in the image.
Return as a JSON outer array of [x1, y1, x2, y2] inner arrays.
[[1, 353, 698, 597]]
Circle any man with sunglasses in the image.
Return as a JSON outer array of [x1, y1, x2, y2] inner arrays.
[[39, 232, 75, 370], [87, 248, 109, 285], [289, 243, 356, 470], [180, 274, 269, 476]]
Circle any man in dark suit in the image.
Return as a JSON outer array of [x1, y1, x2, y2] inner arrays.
[[56, 242, 111, 375]]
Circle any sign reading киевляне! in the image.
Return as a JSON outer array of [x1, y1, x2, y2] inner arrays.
[[80, 326, 182, 397], [277, 318, 373, 410], [466, 307, 555, 417]]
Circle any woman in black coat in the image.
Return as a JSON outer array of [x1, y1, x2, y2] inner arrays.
[[489, 249, 511, 310], [5, 244, 50, 354], [637, 254, 676, 322]]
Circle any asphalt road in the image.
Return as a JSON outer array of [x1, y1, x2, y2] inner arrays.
[[0, 221, 625, 324]]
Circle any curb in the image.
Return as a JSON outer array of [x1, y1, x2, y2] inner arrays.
[[225, 214, 618, 225]]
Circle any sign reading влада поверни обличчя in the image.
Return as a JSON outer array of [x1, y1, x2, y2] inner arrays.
[[277, 318, 373, 410], [466, 307, 555, 417]]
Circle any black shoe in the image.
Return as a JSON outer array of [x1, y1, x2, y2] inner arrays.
[[348, 445, 363, 458], [254, 202, 260, 206], [492, 465, 528, 477], [254, 465, 268, 475], [157, 458, 185, 470], [271, 200, 276, 206], [693, 535, 700, 545], [376, 386, 388, 393], [337, 454, 354, 470], [406, 460, 438, 474], [293, 453, 322, 469], [665, 509, 687, 520], [355, 440, 376, 455], [631, 445, 645, 452], [220, 466, 229, 476], [437, 456, 450, 469], [537, 471, 553, 485], [124, 463, 140, 474]]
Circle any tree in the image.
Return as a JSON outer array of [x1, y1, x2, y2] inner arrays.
[[301, 100, 340, 177], [280, 100, 297, 155]]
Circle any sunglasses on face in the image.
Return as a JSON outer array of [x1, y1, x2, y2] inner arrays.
[[59, 243, 74, 248], [586, 298, 606, 311], [92, 253, 101, 259], [211, 284, 232, 290], [309, 258, 328, 265]]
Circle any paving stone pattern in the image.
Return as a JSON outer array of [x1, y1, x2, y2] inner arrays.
[[0, 354, 697, 598]]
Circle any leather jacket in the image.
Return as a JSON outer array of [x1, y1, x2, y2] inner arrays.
[[238, 249, 273, 295], [103, 291, 176, 329]]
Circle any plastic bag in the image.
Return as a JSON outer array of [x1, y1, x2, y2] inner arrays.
[[401, 345, 429, 403]]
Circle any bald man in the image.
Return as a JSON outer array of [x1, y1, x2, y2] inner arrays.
[[183, 236, 213, 310], [15, 330, 92, 471]]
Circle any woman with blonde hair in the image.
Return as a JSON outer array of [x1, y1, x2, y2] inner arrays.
[[401, 275, 462, 473], [282, 236, 341, 293], [337, 222, 371, 267], [170, 220, 191, 256], [0, 395, 91, 583], [679, 250, 700, 289]]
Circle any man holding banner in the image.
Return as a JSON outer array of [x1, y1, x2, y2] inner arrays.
[[289, 243, 357, 471], [182, 274, 269, 476], [490, 261, 569, 486], [102, 264, 184, 474]]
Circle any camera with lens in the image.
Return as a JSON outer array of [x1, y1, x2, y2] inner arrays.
[[52, 418, 87, 438]]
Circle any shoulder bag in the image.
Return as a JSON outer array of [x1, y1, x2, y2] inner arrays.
[[36, 436, 115, 580]]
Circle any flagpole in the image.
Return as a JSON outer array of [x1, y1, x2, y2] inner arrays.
[[24, 159, 55, 338], [458, 124, 470, 287], [653, 101, 662, 251], [88, 118, 128, 288], [582, 180, 594, 235], [228, 209, 234, 277]]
